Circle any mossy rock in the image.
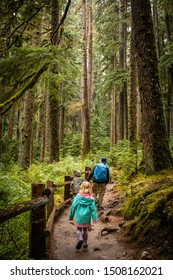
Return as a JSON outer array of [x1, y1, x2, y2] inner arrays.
[[122, 171, 173, 250]]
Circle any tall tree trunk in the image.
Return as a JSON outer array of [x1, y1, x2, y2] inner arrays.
[[40, 100, 45, 162], [152, 0, 161, 59], [59, 86, 65, 149], [118, 0, 128, 141], [49, 93, 59, 162], [136, 90, 142, 139], [168, 66, 173, 136], [18, 11, 42, 168], [164, 6, 173, 137], [49, 0, 60, 162], [51, 0, 60, 44], [40, 83, 50, 162], [87, 0, 92, 110], [18, 91, 35, 169], [131, 0, 173, 174], [110, 54, 118, 147], [40, 87, 46, 162], [129, 15, 137, 143], [8, 105, 15, 139], [0, 115, 3, 157], [81, 0, 90, 157]]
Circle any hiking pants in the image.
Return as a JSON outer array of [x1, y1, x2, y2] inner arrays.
[[76, 227, 88, 245], [92, 182, 106, 207]]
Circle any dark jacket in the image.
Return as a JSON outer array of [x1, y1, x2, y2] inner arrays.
[[87, 163, 110, 184]]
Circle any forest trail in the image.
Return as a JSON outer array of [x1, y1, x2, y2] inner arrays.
[[46, 184, 163, 260]]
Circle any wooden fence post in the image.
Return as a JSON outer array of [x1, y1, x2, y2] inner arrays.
[[29, 183, 46, 259], [85, 166, 91, 179], [64, 175, 72, 201], [46, 181, 55, 219]]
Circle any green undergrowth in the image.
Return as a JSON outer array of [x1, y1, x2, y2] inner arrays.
[[120, 170, 173, 257], [0, 156, 95, 259]]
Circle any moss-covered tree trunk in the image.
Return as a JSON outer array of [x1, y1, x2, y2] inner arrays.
[[49, 92, 59, 162], [40, 82, 50, 162], [7, 105, 15, 139], [131, 0, 173, 174], [87, 0, 92, 110], [129, 14, 137, 143], [152, 0, 160, 59], [40, 83, 48, 162], [0, 115, 3, 157], [164, 5, 173, 137], [81, 0, 90, 157], [110, 54, 118, 147], [59, 88, 65, 149], [18, 91, 35, 169], [118, 0, 128, 141], [49, 0, 60, 162]]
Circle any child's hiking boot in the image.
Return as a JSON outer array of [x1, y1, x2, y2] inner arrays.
[[76, 240, 83, 250], [83, 244, 88, 249]]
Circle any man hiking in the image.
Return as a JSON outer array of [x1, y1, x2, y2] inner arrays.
[[87, 157, 110, 209]]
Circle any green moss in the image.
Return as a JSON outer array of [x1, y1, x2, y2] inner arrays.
[[122, 170, 173, 249]]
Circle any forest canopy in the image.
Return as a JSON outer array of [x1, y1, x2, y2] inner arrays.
[[0, 0, 173, 173]]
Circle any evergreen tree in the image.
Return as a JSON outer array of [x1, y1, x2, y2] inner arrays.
[[131, 0, 173, 174]]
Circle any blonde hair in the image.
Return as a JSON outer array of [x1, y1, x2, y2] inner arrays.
[[79, 181, 92, 194]]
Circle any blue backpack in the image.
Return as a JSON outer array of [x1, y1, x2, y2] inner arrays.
[[93, 163, 107, 183]]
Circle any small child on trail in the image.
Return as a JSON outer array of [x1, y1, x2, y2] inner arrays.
[[70, 170, 85, 197], [69, 181, 98, 250]]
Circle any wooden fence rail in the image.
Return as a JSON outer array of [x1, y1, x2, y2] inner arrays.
[[0, 166, 91, 259], [0, 181, 70, 224]]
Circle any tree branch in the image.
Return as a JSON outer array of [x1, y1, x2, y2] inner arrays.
[[50, 0, 72, 44], [0, 62, 49, 115], [7, 0, 51, 49]]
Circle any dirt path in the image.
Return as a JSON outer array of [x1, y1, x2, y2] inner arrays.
[[46, 184, 162, 260]]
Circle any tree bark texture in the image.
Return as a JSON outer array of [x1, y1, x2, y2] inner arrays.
[[51, 0, 60, 45], [59, 88, 65, 149], [0, 115, 3, 156], [18, 91, 35, 169], [129, 15, 137, 143], [152, 1, 160, 59], [131, 0, 173, 174], [164, 7, 173, 137], [168, 66, 173, 135], [81, 0, 90, 157], [118, 0, 128, 141], [8, 105, 15, 139], [111, 55, 117, 147], [49, 93, 59, 162], [49, 0, 60, 162], [87, 0, 92, 110]]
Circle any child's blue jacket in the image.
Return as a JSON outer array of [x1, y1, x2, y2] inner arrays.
[[69, 193, 98, 226]]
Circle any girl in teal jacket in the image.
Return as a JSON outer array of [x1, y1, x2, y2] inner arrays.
[[69, 181, 98, 250]]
